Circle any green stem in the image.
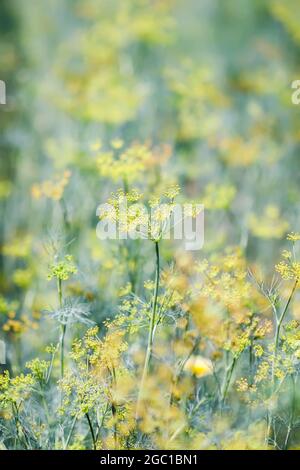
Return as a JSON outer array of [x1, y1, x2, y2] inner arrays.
[[284, 375, 296, 450], [136, 241, 160, 418], [60, 323, 66, 379], [60, 198, 70, 233], [111, 403, 118, 449], [268, 279, 298, 447], [57, 278, 66, 379], [64, 414, 78, 449], [57, 278, 62, 308], [85, 412, 96, 450], [46, 351, 55, 384], [41, 391, 51, 425], [220, 356, 236, 404], [273, 279, 298, 382], [12, 402, 31, 449]]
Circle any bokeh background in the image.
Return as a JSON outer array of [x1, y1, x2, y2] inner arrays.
[[0, 0, 300, 411]]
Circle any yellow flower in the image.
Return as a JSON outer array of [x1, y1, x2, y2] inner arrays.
[[90, 140, 102, 151], [202, 183, 236, 210], [0, 180, 12, 199], [236, 377, 249, 392], [248, 205, 289, 239], [110, 138, 124, 149], [31, 171, 71, 201], [276, 260, 300, 280], [287, 232, 300, 242], [184, 355, 213, 378]]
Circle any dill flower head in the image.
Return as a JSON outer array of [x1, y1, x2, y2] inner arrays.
[[184, 355, 213, 378], [0, 371, 35, 408], [287, 232, 300, 242], [25, 358, 50, 383], [47, 255, 77, 281], [96, 142, 153, 184], [275, 260, 300, 280], [275, 232, 300, 280], [99, 185, 184, 242], [163, 183, 180, 200]]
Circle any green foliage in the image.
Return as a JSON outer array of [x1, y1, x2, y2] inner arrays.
[[1, 0, 300, 451]]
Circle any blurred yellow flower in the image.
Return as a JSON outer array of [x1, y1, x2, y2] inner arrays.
[[110, 138, 124, 149], [90, 140, 102, 151], [248, 205, 289, 239], [184, 355, 213, 378], [287, 232, 300, 242], [31, 171, 71, 201]]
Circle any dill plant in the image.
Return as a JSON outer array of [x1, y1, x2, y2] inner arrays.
[[47, 255, 77, 378], [2, 0, 300, 452]]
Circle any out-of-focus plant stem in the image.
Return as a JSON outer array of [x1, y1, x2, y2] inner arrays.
[[136, 240, 160, 418], [85, 412, 96, 450], [220, 356, 236, 404], [268, 279, 298, 445], [57, 278, 66, 379], [64, 413, 78, 449], [273, 279, 298, 382], [284, 374, 296, 450]]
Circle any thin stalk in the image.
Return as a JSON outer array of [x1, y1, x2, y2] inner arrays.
[[57, 278, 62, 308], [64, 414, 78, 449], [109, 366, 118, 449], [136, 241, 160, 418], [60, 198, 70, 233], [12, 402, 23, 448], [57, 278, 66, 379], [284, 375, 296, 450], [41, 390, 51, 425], [274, 279, 298, 364], [46, 350, 55, 384], [170, 338, 200, 406], [12, 402, 31, 449], [220, 356, 236, 404], [96, 402, 109, 442], [60, 324, 66, 379], [85, 412, 96, 450], [268, 279, 298, 446], [111, 403, 118, 449]]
